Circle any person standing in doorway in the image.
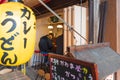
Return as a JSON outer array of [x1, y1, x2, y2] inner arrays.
[[56, 34, 63, 55], [38, 33, 53, 64]]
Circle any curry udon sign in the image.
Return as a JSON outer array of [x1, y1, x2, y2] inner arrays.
[[0, 2, 36, 66]]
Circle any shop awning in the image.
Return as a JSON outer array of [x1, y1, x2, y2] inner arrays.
[[67, 42, 120, 80]]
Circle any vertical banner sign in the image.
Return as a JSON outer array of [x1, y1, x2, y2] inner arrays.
[[49, 54, 98, 80], [0, 2, 36, 66]]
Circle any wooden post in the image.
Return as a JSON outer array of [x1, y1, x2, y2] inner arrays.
[[104, 0, 120, 79]]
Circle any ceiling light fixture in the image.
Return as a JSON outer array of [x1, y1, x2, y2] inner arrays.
[[48, 25, 53, 29], [57, 24, 63, 28]]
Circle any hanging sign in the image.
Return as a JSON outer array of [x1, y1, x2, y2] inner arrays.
[[0, 2, 36, 66], [0, 0, 7, 4], [49, 53, 98, 80]]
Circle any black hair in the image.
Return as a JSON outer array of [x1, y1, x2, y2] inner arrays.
[[49, 33, 54, 37]]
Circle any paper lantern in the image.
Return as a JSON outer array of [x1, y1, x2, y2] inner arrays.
[[0, 2, 36, 66]]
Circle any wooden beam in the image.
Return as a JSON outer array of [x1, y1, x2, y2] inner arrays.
[[32, 0, 87, 16]]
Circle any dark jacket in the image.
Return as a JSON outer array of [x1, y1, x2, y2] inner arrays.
[[39, 35, 53, 53], [56, 34, 63, 55]]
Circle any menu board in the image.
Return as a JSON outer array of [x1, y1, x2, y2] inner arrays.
[[48, 53, 98, 80]]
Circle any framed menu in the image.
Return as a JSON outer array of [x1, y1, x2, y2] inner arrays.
[[48, 53, 98, 80]]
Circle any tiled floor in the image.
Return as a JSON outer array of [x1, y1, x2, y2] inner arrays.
[[0, 65, 48, 80]]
